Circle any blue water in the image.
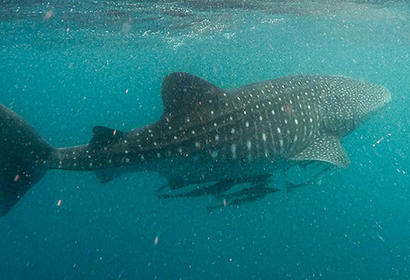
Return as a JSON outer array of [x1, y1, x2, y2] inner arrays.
[[0, 1, 409, 279]]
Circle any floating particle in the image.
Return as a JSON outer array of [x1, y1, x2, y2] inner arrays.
[[372, 132, 391, 147], [43, 10, 54, 20], [395, 168, 406, 175], [372, 136, 384, 147]]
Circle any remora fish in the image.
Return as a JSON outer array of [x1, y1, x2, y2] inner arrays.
[[0, 72, 391, 215]]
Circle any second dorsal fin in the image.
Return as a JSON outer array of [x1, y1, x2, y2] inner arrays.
[[161, 72, 226, 122], [89, 126, 125, 149]]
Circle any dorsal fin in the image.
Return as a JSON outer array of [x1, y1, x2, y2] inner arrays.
[[89, 126, 125, 149], [161, 72, 226, 121]]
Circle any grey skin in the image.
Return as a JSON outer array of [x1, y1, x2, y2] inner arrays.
[[0, 72, 391, 216]]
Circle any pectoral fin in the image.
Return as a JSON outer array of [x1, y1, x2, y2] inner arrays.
[[290, 135, 350, 168], [95, 169, 119, 183]]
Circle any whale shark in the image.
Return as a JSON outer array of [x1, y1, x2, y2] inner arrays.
[[0, 72, 391, 215]]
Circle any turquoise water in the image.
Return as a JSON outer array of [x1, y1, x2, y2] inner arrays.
[[0, 1, 409, 279]]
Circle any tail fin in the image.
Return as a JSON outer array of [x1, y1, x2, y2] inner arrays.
[[0, 104, 54, 216]]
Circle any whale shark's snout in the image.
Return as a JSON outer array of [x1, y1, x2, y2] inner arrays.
[[320, 77, 392, 137], [382, 85, 392, 103], [366, 83, 391, 112], [354, 82, 391, 124]]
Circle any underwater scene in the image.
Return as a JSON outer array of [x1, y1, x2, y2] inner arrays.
[[0, 0, 409, 279]]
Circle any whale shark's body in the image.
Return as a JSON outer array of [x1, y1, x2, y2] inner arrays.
[[0, 72, 391, 215]]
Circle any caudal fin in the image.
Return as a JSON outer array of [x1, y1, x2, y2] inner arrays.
[[0, 104, 54, 216]]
